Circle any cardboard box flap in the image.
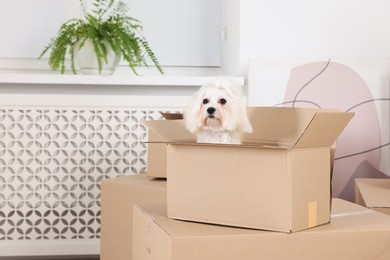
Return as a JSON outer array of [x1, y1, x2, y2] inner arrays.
[[243, 107, 322, 146], [160, 112, 183, 120], [293, 112, 354, 149], [244, 107, 353, 148], [355, 178, 390, 208], [144, 119, 195, 142], [145, 107, 353, 148]]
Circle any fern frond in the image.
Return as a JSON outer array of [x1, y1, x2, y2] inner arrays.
[[69, 45, 77, 74], [140, 38, 163, 74]]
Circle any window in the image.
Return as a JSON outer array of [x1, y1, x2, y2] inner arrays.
[[0, 0, 221, 69]]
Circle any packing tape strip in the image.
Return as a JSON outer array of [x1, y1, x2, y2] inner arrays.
[[308, 201, 317, 228], [147, 216, 152, 254]]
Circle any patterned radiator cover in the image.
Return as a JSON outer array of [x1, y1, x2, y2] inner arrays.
[[0, 107, 165, 241]]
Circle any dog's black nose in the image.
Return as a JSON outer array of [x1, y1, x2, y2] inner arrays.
[[207, 107, 216, 115]]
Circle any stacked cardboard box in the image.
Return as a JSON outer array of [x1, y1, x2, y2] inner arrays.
[[100, 107, 390, 259], [100, 174, 167, 260], [99, 175, 390, 260], [355, 178, 390, 215], [133, 200, 390, 260]]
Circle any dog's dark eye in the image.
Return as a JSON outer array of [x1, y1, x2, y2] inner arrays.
[[219, 98, 227, 105], [202, 98, 209, 104]]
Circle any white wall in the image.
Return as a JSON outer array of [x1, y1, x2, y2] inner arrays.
[[223, 0, 390, 75]]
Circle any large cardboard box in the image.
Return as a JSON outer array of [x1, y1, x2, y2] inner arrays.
[[355, 178, 390, 215], [146, 114, 193, 178], [100, 174, 166, 260], [133, 199, 390, 260], [145, 107, 354, 232]]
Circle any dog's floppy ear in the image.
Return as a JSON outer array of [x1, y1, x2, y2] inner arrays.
[[238, 105, 253, 133], [234, 88, 253, 134], [184, 88, 204, 133], [220, 81, 253, 134]]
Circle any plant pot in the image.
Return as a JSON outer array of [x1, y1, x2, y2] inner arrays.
[[74, 40, 122, 75]]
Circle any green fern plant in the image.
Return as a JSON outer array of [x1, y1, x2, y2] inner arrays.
[[38, 0, 163, 75]]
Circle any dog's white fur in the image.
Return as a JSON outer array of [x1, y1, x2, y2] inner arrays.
[[184, 80, 253, 144]]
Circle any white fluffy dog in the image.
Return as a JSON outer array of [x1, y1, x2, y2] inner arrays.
[[184, 80, 253, 144]]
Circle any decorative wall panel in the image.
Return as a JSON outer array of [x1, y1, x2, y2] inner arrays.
[[0, 108, 164, 241]]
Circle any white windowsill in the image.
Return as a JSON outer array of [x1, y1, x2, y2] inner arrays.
[[0, 72, 246, 108], [0, 73, 244, 87]]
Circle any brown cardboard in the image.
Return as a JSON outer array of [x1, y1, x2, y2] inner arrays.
[[160, 112, 183, 120], [168, 144, 332, 233], [244, 107, 350, 148], [133, 199, 390, 260], [100, 174, 166, 260], [355, 178, 390, 215], [144, 107, 352, 178], [145, 107, 354, 232], [146, 119, 195, 178]]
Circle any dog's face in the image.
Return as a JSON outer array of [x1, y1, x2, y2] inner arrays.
[[198, 86, 229, 129], [184, 81, 253, 135]]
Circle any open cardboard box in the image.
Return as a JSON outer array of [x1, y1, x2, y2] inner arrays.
[[146, 112, 190, 178], [355, 178, 390, 215], [133, 199, 390, 260], [144, 107, 354, 232]]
